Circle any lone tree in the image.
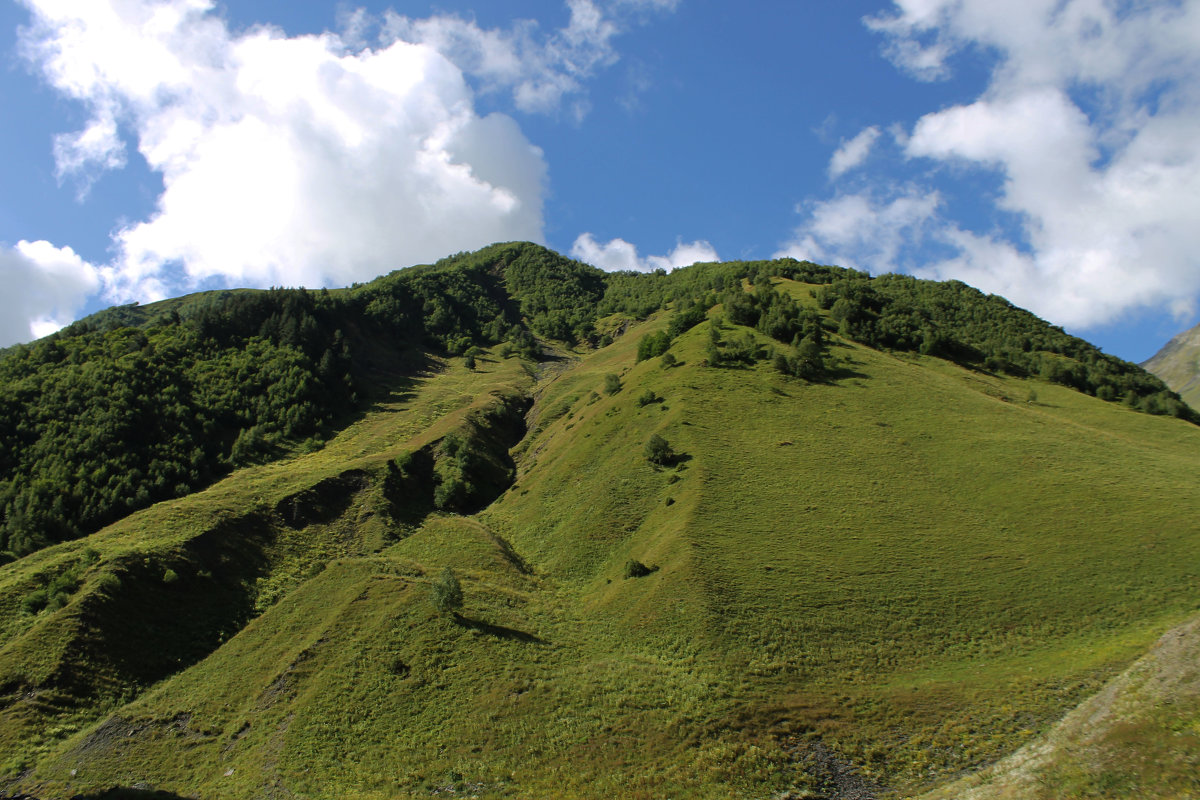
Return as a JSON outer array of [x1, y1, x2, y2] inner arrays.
[[431, 566, 464, 615], [644, 434, 675, 466], [603, 373, 622, 395]]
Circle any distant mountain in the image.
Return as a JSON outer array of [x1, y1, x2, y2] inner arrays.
[[1143, 321, 1200, 410], [1, 243, 1198, 799]]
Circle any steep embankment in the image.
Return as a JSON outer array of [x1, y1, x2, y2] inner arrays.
[[1144, 321, 1200, 410]]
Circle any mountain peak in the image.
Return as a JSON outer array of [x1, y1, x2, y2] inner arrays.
[[1143, 321, 1200, 409]]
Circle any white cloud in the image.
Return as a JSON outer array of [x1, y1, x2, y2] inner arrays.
[[0, 241, 102, 345], [17, 0, 545, 299], [571, 233, 719, 272], [828, 0, 1200, 330], [15, 0, 671, 308], [775, 189, 941, 274], [52, 113, 127, 198], [829, 126, 881, 179], [381, 0, 672, 117]]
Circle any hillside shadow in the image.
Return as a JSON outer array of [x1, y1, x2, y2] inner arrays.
[[75, 788, 195, 800], [453, 614, 547, 645], [825, 362, 870, 383], [536, 348, 569, 363], [361, 357, 438, 413]]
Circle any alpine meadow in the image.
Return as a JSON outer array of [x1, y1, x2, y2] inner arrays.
[[1, 242, 1199, 799]]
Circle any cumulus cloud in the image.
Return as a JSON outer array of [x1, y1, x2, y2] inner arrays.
[[382, 0, 673, 118], [776, 189, 941, 274], [0, 241, 102, 345], [16, 0, 548, 299], [821, 0, 1200, 330], [14, 0, 670, 311], [571, 233, 718, 272], [828, 126, 881, 178]]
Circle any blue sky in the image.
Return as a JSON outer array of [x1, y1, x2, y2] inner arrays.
[[3, 0, 1199, 362]]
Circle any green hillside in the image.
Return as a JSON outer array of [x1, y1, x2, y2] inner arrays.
[[1144, 321, 1200, 411], [919, 613, 1200, 800], [0, 244, 1198, 799]]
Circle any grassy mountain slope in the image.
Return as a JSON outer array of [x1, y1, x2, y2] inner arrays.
[[919, 613, 1200, 800], [1144, 320, 1200, 410], [0, 247, 1198, 798], [0, 348, 533, 786], [4, 281, 1200, 798], [480, 282, 1200, 793]]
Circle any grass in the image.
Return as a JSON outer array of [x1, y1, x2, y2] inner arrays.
[[4, 293, 1200, 798], [0, 348, 533, 783], [918, 614, 1200, 800]]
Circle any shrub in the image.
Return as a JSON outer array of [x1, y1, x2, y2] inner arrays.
[[637, 331, 671, 362], [162, 568, 180, 584], [660, 352, 677, 368], [624, 560, 658, 578], [431, 566, 464, 614], [603, 374, 622, 395], [95, 572, 123, 594], [667, 303, 708, 338], [636, 390, 660, 407], [21, 589, 49, 615], [644, 434, 675, 466]]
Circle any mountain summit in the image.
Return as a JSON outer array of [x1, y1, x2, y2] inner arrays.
[[1, 243, 1198, 799], [1143, 320, 1200, 411]]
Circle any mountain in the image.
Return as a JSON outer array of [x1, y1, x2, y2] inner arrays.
[[0, 243, 1197, 799], [1143, 321, 1200, 411]]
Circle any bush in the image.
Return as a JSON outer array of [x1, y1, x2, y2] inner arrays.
[[603, 374, 622, 395], [431, 566, 464, 614], [660, 352, 677, 368], [624, 559, 658, 578], [95, 572, 123, 595], [644, 434, 675, 466], [636, 390, 660, 407], [637, 331, 671, 362], [21, 589, 49, 615], [162, 568, 180, 584], [667, 303, 708, 338]]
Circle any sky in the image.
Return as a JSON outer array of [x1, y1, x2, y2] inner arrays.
[[2, 0, 1200, 363]]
